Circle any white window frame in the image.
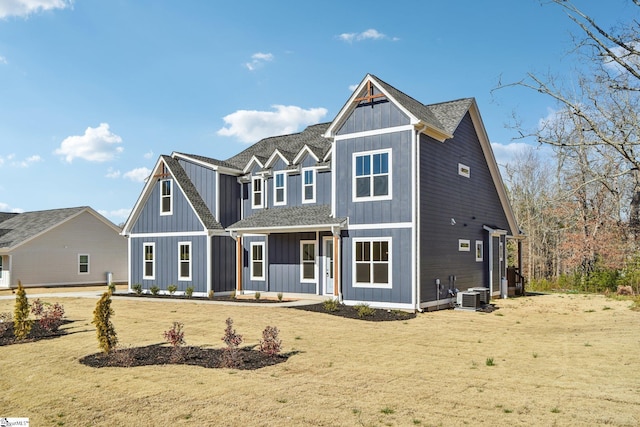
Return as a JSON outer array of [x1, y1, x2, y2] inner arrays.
[[352, 237, 392, 289], [302, 168, 316, 204], [251, 176, 264, 209], [143, 242, 155, 280], [250, 242, 265, 281], [300, 240, 317, 283], [178, 241, 192, 281], [273, 171, 287, 206], [352, 149, 392, 202], [475, 240, 483, 262], [459, 239, 471, 252], [160, 179, 173, 215], [458, 163, 471, 178], [78, 254, 90, 274]]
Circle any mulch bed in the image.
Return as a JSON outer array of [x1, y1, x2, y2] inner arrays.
[[0, 321, 71, 346], [79, 344, 296, 370], [114, 292, 287, 304], [291, 303, 417, 321]]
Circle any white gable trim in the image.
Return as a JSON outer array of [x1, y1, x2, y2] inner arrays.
[[122, 157, 164, 235], [292, 145, 320, 165], [171, 152, 242, 175], [242, 156, 264, 174], [264, 149, 291, 168]]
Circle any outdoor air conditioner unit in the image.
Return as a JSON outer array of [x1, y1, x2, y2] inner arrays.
[[468, 287, 490, 304], [456, 291, 481, 310]]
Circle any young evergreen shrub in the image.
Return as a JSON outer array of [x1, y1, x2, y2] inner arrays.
[[92, 291, 118, 353], [13, 282, 33, 340], [322, 298, 339, 312], [355, 303, 375, 318], [259, 326, 282, 356], [149, 285, 160, 296], [167, 284, 178, 295], [254, 291, 261, 300], [132, 283, 142, 295], [207, 289, 214, 299], [107, 282, 116, 293], [186, 286, 195, 298], [221, 317, 243, 368], [277, 292, 283, 302]]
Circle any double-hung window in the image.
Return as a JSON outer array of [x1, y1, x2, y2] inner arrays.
[[78, 254, 90, 274], [300, 241, 316, 282], [250, 242, 265, 281], [252, 176, 264, 209], [302, 168, 315, 203], [353, 238, 392, 288], [143, 243, 155, 280], [274, 172, 286, 206], [353, 149, 391, 201], [160, 179, 172, 215], [178, 242, 191, 281]]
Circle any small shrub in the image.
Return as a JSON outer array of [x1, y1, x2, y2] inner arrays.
[[355, 303, 375, 318], [167, 284, 178, 295], [277, 292, 283, 301], [616, 285, 634, 296], [13, 282, 33, 340], [149, 285, 160, 296], [132, 283, 142, 295], [230, 290, 236, 299], [380, 407, 395, 415], [31, 299, 65, 332], [221, 317, 243, 368], [92, 291, 118, 353], [254, 292, 261, 300], [207, 289, 214, 299], [163, 321, 186, 348], [259, 326, 282, 356], [486, 357, 495, 366], [0, 312, 12, 335], [322, 298, 339, 312], [180, 286, 192, 298]]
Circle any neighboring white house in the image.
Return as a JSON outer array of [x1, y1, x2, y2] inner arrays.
[[0, 207, 127, 288]]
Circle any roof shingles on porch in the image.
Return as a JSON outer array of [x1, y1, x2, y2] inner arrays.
[[228, 205, 346, 232]]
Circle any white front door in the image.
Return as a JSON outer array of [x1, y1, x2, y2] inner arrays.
[[323, 238, 334, 295]]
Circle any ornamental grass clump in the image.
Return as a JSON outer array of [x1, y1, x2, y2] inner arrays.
[[221, 317, 243, 368], [167, 284, 178, 295], [322, 298, 339, 312], [355, 303, 375, 318], [13, 282, 33, 340], [92, 291, 118, 353]]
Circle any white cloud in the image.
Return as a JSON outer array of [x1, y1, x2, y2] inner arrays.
[[0, 0, 73, 19], [245, 52, 274, 71], [491, 142, 535, 167], [13, 154, 42, 168], [0, 56, 7, 64], [0, 202, 24, 213], [97, 208, 131, 223], [123, 167, 151, 182], [338, 28, 398, 43], [105, 167, 121, 179], [55, 123, 123, 163], [143, 150, 154, 159], [217, 105, 328, 143]]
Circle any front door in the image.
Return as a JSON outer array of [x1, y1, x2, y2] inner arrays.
[[323, 238, 334, 295]]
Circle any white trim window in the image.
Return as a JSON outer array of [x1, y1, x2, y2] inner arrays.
[[250, 242, 265, 281], [78, 254, 90, 274], [459, 239, 471, 252], [475, 240, 483, 262], [251, 176, 264, 209], [302, 168, 316, 203], [300, 240, 317, 282], [353, 238, 392, 288], [160, 179, 173, 215], [143, 243, 155, 280], [274, 172, 287, 206], [353, 149, 392, 201], [458, 163, 471, 178], [178, 241, 192, 281]]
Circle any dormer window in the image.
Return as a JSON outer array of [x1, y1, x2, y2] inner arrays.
[[160, 179, 173, 215], [274, 172, 286, 206], [252, 176, 264, 209], [302, 168, 316, 203]]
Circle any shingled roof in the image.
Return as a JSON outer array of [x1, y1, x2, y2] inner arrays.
[[228, 205, 346, 232], [0, 207, 93, 249]]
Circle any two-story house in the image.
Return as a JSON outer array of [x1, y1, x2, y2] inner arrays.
[[121, 74, 524, 311]]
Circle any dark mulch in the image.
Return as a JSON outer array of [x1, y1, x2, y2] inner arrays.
[[0, 320, 72, 346], [79, 344, 296, 370], [114, 292, 286, 304], [291, 303, 417, 321]]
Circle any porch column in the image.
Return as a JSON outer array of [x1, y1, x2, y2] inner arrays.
[[236, 235, 243, 292]]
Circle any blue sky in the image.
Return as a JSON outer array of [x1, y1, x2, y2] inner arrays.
[[0, 0, 629, 224]]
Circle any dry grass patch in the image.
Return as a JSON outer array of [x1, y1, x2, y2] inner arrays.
[[0, 293, 639, 426]]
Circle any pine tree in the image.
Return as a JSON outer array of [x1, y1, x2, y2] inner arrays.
[[92, 291, 118, 353], [13, 281, 33, 340]]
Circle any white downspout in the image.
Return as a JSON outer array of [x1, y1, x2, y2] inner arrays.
[[414, 125, 428, 312]]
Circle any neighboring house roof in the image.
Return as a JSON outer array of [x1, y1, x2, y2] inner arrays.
[[225, 122, 331, 171], [161, 155, 224, 231], [0, 207, 120, 251], [227, 205, 346, 233], [172, 152, 241, 172]]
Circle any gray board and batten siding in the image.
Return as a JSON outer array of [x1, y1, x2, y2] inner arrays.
[[419, 112, 511, 302]]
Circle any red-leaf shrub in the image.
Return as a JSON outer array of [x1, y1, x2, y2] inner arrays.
[[259, 326, 282, 356]]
